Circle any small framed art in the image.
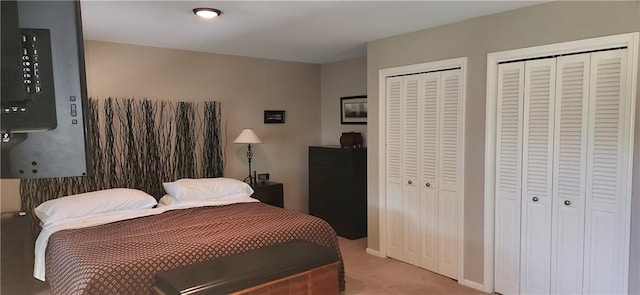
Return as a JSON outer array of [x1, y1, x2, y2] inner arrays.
[[340, 95, 367, 124], [264, 110, 285, 124]]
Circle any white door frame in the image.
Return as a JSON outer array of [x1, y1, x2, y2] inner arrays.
[[483, 32, 639, 293], [377, 57, 467, 284]]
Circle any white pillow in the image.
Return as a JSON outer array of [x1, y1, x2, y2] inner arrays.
[[162, 178, 254, 202], [34, 188, 157, 227], [157, 194, 259, 210], [158, 194, 178, 206]]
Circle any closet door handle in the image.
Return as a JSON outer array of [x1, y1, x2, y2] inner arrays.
[[408, 180, 413, 185], [532, 196, 539, 202], [564, 200, 571, 206], [426, 183, 431, 188]]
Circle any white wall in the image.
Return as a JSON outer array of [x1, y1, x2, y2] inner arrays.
[[320, 57, 367, 146], [366, 0, 640, 290]]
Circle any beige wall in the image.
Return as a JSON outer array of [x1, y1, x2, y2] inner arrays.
[[87, 41, 323, 213], [320, 56, 367, 146], [367, 0, 640, 289], [0, 179, 20, 212], [1, 40, 322, 214]]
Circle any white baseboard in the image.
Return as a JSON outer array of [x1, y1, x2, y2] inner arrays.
[[460, 279, 488, 293], [365, 248, 384, 258]]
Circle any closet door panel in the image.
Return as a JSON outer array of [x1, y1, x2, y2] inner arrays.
[[385, 66, 465, 281], [438, 69, 462, 279], [386, 76, 404, 260], [439, 189, 458, 278], [420, 72, 440, 271], [494, 62, 525, 295], [551, 54, 590, 295], [520, 59, 555, 294], [584, 49, 629, 294], [402, 75, 421, 266], [403, 182, 420, 266]]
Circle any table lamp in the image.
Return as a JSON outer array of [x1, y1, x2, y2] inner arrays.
[[234, 128, 262, 185]]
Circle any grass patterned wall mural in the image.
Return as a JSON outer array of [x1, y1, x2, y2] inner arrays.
[[20, 97, 223, 213]]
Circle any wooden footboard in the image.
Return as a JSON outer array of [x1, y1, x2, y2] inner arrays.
[[232, 262, 338, 295], [154, 240, 340, 295]]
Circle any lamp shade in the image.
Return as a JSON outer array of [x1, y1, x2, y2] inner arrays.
[[233, 128, 262, 144]]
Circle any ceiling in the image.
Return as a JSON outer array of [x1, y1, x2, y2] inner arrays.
[[80, 1, 547, 64]]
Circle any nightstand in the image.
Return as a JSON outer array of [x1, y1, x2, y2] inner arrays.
[[251, 181, 284, 208]]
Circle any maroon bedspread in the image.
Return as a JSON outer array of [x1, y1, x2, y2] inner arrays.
[[46, 202, 344, 294]]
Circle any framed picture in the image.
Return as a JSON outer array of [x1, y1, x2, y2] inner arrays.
[[340, 95, 367, 124], [264, 110, 285, 124]]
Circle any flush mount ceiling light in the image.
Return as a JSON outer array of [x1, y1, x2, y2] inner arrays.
[[193, 7, 222, 19]]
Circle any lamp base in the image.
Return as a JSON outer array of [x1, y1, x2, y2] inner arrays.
[[243, 171, 258, 186], [243, 175, 256, 186]]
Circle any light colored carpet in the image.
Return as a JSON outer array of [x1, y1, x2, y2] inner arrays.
[[338, 237, 487, 295], [9, 236, 487, 295]]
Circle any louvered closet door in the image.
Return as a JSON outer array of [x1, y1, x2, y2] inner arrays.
[[437, 69, 462, 279], [494, 62, 525, 295], [386, 67, 463, 281], [401, 75, 422, 266], [520, 59, 556, 295], [386, 76, 404, 260], [419, 72, 440, 272], [493, 46, 634, 295], [550, 53, 590, 295], [583, 49, 630, 294]]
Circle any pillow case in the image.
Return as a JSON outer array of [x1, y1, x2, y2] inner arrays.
[[34, 188, 157, 227], [157, 193, 258, 209], [162, 177, 254, 202]]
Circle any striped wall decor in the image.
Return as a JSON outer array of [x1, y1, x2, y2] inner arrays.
[[20, 97, 224, 213]]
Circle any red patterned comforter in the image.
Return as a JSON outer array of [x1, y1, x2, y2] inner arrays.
[[45, 202, 344, 294]]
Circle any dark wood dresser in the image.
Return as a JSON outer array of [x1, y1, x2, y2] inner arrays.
[[308, 146, 367, 239]]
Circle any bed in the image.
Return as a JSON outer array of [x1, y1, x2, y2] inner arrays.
[[33, 183, 345, 295]]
